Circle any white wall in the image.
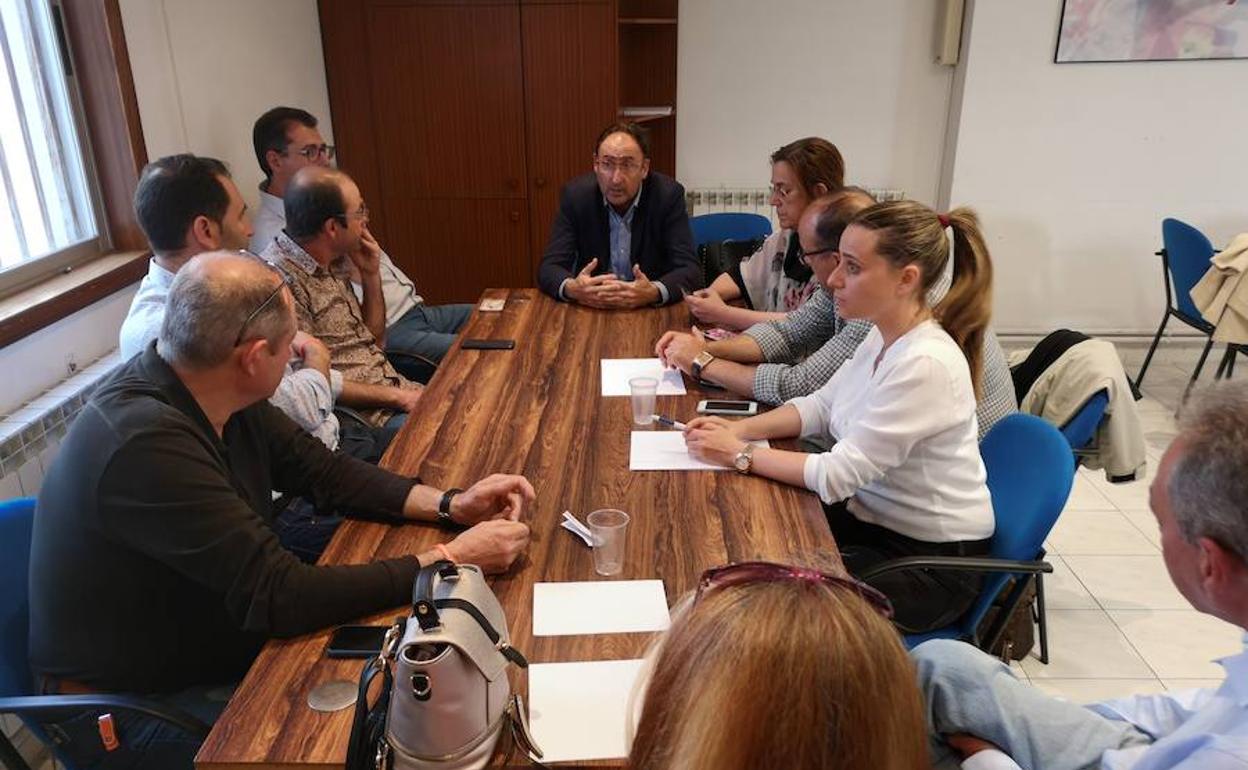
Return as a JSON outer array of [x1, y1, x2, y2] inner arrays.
[[0, 286, 136, 415], [118, 0, 334, 208], [676, 0, 956, 205], [948, 0, 1248, 334]]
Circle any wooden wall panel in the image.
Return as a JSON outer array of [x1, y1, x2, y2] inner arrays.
[[382, 198, 530, 303], [521, 1, 617, 273], [618, 22, 677, 108], [366, 3, 528, 200]]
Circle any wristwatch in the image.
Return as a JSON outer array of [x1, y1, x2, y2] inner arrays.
[[733, 443, 755, 475], [691, 350, 715, 380], [437, 488, 463, 525]]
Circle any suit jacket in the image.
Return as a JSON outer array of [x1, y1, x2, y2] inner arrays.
[[537, 171, 701, 304]]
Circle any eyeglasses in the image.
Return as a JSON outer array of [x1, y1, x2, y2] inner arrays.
[[233, 251, 294, 347], [694, 560, 894, 618], [769, 183, 799, 200], [288, 143, 335, 162], [334, 202, 369, 227], [798, 246, 838, 266], [595, 157, 642, 175]]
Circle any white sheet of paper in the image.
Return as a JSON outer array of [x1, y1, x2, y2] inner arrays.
[[629, 431, 769, 471], [533, 580, 670, 637], [528, 659, 646, 763], [600, 358, 686, 396]]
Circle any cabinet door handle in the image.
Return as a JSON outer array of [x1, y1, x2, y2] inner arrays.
[[535, 177, 546, 189], [510, 211, 520, 222]]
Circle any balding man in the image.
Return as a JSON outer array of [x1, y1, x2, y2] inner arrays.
[[262, 166, 421, 428], [30, 252, 531, 768], [913, 383, 1248, 770]]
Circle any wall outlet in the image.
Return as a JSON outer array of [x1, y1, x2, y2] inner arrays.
[[65, 352, 78, 377]]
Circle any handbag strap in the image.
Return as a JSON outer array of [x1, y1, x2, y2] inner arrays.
[[343, 651, 393, 770], [434, 598, 529, 669], [412, 560, 458, 630]]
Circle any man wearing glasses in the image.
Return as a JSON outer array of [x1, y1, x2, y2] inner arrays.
[[250, 107, 471, 374], [537, 122, 701, 308], [262, 166, 423, 429], [30, 252, 532, 769]]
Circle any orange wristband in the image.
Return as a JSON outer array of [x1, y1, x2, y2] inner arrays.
[[434, 542, 457, 564]]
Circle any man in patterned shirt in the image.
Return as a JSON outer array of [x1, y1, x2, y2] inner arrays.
[[262, 166, 423, 429], [657, 193, 1016, 440]]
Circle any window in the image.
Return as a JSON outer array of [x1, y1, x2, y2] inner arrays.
[[0, 0, 105, 292]]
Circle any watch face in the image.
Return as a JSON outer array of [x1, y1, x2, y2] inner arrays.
[[734, 453, 749, 472]]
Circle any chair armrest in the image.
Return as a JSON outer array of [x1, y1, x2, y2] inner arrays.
[[0, 694, 211, 738], [857, 556, 1053, 582], [385, 350, 439, 372], [333, 405, 374, 430]]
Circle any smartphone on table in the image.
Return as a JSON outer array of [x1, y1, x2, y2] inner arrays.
[[325, 625, 389, 659], [696, 399, 759, 416]]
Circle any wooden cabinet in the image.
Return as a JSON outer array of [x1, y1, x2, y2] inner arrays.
[[618, 0, 677, 176], [319, 0, 617, 303]]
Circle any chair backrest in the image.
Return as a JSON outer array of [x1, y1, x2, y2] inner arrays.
[[698, 236, 765, 287], [0, 497, 36, 699], [689, 212, 772, 248], [1060, 389, 1110, 451], [1162, 217, 1216, 320], [959, 415, 1075, 637]]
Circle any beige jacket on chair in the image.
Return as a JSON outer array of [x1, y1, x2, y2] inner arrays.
[[1191, 232, 1248, 344], [1011, 339, 1147, 483]]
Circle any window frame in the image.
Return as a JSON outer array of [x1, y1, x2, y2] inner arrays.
[[0, 0, 149, 348]]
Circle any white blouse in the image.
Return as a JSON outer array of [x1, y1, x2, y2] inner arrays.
[[788, 320, 994, 543]]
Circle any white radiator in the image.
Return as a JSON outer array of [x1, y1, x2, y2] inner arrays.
[[684, 186, 907, 230]]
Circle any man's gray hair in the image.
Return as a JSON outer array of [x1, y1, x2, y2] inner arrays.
[[1169, 381, 1248, 561], [157, 252, 293, 369]]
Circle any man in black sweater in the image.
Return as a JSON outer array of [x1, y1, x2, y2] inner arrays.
[[536, 122, 700, 307], [29, 252, 531, 768]]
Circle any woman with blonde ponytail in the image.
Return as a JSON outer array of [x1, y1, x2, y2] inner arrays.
[[683, 200, 997, 633]]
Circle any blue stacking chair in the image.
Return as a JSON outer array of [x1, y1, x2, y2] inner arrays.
[[0, 497, 209, 770], [1134, 218, 1226, 403], [1060, 389, 1110, 463], [860, 414, 1076, 664], [689, 212, 772, 248]]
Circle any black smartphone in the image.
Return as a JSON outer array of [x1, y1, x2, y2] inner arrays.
[[325, 625, 389, 659], [462, 338, 516, 350]]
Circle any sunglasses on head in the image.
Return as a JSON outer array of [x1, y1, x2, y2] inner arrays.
[[694, 560, 894, 619]]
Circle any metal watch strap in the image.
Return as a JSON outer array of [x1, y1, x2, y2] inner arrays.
[[692, 351, 715, 380], [437, 488, 463, 525], [735, 443, 755, 475]]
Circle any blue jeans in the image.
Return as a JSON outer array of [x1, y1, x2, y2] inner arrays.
[[912, 639, 1151, 770], [385, 303, 473, 379], [36, 683, 234, 769]]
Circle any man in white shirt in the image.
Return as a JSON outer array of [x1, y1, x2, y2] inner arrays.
[[249, 107, 472, 379], [913, 382, 1248, 770]]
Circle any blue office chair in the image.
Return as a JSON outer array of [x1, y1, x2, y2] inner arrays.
[[1059, 389, 1110, 464], [859, 414, 1075, 664], [0, 497, 209, 770], [689, 212, 772, 248], [1134, 218, 1227, 403]]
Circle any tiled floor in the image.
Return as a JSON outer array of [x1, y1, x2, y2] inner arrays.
[[1005, 338, 1244, 704]]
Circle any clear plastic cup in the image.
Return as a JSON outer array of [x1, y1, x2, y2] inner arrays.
[[587, 509, 630, 576], [629, 377, 658, 426]]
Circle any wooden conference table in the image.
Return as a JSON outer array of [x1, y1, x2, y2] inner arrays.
[[196, 289, 836, 769]]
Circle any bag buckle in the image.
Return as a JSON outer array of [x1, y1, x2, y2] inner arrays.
[[378, 623, 400, 666], [375, 737, 390, 770]]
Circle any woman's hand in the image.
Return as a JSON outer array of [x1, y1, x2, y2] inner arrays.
[[683, 417, 747, 467], [683, 289, 732, 325]]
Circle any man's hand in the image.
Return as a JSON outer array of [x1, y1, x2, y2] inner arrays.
[[349, 225, 383, 276], [290, 331, 331, 377], [945, 733, 1002, 760], [442, 519, 531, 574], [564, 259, 618, 308], [655, 326, 708, 373], [684, 288, 732, 325], [450, 473, 536, 526], [596, 264, 661, 308], [390, 384, 424, 413], [683, 416, 747, 467]]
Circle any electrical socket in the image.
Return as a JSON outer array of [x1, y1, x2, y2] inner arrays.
[[65, 352, 78, 377]]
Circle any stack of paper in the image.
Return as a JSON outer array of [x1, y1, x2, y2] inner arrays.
[[629, 431, 769, 471], [528, 659, 647, 763], [600, 358, 686, 397], [533, 580, 671, 637]]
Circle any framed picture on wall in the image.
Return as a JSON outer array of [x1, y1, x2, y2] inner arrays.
[[1056, 0, 1248, 62]]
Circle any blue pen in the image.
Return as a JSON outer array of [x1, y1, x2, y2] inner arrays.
[[653, 414, 687, 430]]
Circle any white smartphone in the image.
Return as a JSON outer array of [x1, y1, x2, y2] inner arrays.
[[696, 399, 758, 416]]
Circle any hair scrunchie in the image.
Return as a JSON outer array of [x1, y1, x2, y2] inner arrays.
[[937, 213, 950, 228]]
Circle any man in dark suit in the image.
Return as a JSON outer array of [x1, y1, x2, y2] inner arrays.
[[537, 122, 700, 308]]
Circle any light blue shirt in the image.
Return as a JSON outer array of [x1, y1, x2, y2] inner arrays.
[[606, 191, 640, 279], [965, 641, 1248, 770]]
